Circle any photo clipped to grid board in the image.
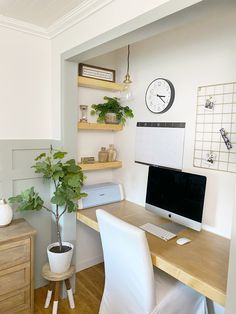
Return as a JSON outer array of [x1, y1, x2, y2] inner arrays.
[[193, 81, 236, 173]]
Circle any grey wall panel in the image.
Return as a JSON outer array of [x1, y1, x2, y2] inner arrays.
[[12, 148, 49, 170], [0, 139, 61, 288], [0, 181, 2, 196], [13, 177, 51, 288]]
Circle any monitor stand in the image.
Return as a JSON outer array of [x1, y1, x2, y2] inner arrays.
[[158, 222, 186, 234]]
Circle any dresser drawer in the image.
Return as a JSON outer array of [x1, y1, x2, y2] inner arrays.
[[0, 286, 30, 313], [0, 262, 30, 296], [0, 238, 30, 271]]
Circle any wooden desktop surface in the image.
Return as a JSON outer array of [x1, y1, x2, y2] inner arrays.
[[77, 200, 230, 306]]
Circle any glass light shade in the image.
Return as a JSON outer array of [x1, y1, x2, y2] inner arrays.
[[120, 82, 134, 103]]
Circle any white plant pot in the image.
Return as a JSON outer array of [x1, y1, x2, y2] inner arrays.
[[105, 113, 120, 124], [47, 242, 74, 273], [0, 199, 13, 227]]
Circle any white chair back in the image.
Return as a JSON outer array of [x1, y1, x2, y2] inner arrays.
[[96, 209, 156, 314]]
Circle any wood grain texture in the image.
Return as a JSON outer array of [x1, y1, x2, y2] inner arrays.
[[78, 76, 124, 92], [78, 122, 123, 131], [42, 263, 75, 281], [0, 286, 30, 313], [0, 238, 30, 270], [30, 235, 35, 314], [79, 161, 122, 171], [0, 218, 36, 314], [34, 264, 105, 314], [77, 200, 230, 306], [0, 218, 36, 244], [0, 262, 30, 296]]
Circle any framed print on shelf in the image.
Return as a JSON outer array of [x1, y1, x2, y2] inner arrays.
[[78, 63, 116, 82]]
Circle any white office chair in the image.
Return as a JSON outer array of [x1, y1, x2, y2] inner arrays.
[[96, 209, 208, 314]]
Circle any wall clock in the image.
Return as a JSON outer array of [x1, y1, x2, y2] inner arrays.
[[145, 78, 175, 113]]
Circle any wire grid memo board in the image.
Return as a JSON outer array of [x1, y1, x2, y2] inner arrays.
[[193, 81, 236, 173]]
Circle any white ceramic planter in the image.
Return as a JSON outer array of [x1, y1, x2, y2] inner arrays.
[[105, 113, 119, 124], [0, 199, 13, 227], [47, 242, 74, 273]]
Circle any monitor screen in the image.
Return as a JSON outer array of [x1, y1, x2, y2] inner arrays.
[[145, 166, 207, 230]]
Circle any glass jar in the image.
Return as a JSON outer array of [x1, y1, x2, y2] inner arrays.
[[107, 144, 117, 162], [98, 147, 108, 162]]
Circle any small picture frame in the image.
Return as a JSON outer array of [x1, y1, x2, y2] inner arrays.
[[204, 97, 215, 111], [203, 151, 217, 166], [81, 157, 95, 164], [79, 63, 116, 82]]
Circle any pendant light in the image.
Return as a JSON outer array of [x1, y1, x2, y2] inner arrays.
[[121, 45, 134, 102]]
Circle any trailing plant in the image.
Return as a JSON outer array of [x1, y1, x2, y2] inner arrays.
[[9, 148, 87, 252], [90, 96, 134, 124]]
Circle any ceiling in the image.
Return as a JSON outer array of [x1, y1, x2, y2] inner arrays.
[[0, 0, 86, 28]]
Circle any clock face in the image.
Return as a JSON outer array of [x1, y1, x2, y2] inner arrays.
[[145, 78, 175, 113]]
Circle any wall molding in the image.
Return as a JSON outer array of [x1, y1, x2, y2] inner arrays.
[[76, 255, 104, 272], [0, 14, 47, 38], [48, 0, 113, 39], [0, 0, 113, 39]]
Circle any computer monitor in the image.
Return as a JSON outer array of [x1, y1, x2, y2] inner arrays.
[[145, 166, 207, 231]]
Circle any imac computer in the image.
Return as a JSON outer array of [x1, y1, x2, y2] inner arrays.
[[145, 166, 207, 232]]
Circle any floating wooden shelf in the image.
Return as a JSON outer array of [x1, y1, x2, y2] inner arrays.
[[78, 122, 123, 131], [78, 76, 124, 92], [79, 161, 122, 171]]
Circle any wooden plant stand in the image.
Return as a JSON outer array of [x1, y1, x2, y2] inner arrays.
[[42, 263, 75, 314]]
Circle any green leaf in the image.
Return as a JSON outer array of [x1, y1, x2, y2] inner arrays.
[[8, 187, 44, 212], [67, 200, 77, 213], [53, 151, 67, 160], [35, 153, 46, 161], [66, 173, 82, 187], [63, 159, 80, 174], [9, 195, 23, 204], [51, 187, 67, 206]]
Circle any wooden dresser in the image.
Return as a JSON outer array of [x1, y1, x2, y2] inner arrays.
[[0, 218, 36, 314]]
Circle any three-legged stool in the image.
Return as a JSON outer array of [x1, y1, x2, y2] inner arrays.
[[42, 263, 75, 314]]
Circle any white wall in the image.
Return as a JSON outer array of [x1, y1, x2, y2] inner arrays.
[[51, 0, 202, 139], [0, 27, 51, 139], [110, 3, 236, 239]]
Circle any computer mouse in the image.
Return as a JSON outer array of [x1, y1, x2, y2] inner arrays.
[[176, 237, 191, 245]]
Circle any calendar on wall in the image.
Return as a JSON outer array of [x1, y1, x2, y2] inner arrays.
[[193, 81, 236, 173]]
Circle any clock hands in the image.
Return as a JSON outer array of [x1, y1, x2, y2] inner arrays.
[[156, 94, 166, 103]]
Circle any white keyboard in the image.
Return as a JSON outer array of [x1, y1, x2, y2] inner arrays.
[[140, 223, 176, 241]]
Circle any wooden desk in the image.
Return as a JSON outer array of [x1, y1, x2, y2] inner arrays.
[[77, 200, 230, 306]]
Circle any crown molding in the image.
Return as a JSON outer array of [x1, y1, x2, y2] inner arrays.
[[48, 0, 113, 38], [0, 14, 48, 38], [0, 0, 113, 39]]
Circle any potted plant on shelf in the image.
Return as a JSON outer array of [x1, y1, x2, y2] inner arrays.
[[9, 148, 87, 273], [91, 96, 134, 124]]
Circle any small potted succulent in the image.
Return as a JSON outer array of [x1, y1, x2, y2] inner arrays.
[[9, 148, 87, 273], [91, 96, 134, 124]]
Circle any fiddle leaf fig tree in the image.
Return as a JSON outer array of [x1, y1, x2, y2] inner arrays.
[[9, 148, 87, 252]]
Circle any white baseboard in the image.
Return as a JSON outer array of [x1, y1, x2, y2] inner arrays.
[[76, 255, 104, 272]]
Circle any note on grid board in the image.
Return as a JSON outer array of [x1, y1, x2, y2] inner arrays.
[[135, 122, 185, 170]]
